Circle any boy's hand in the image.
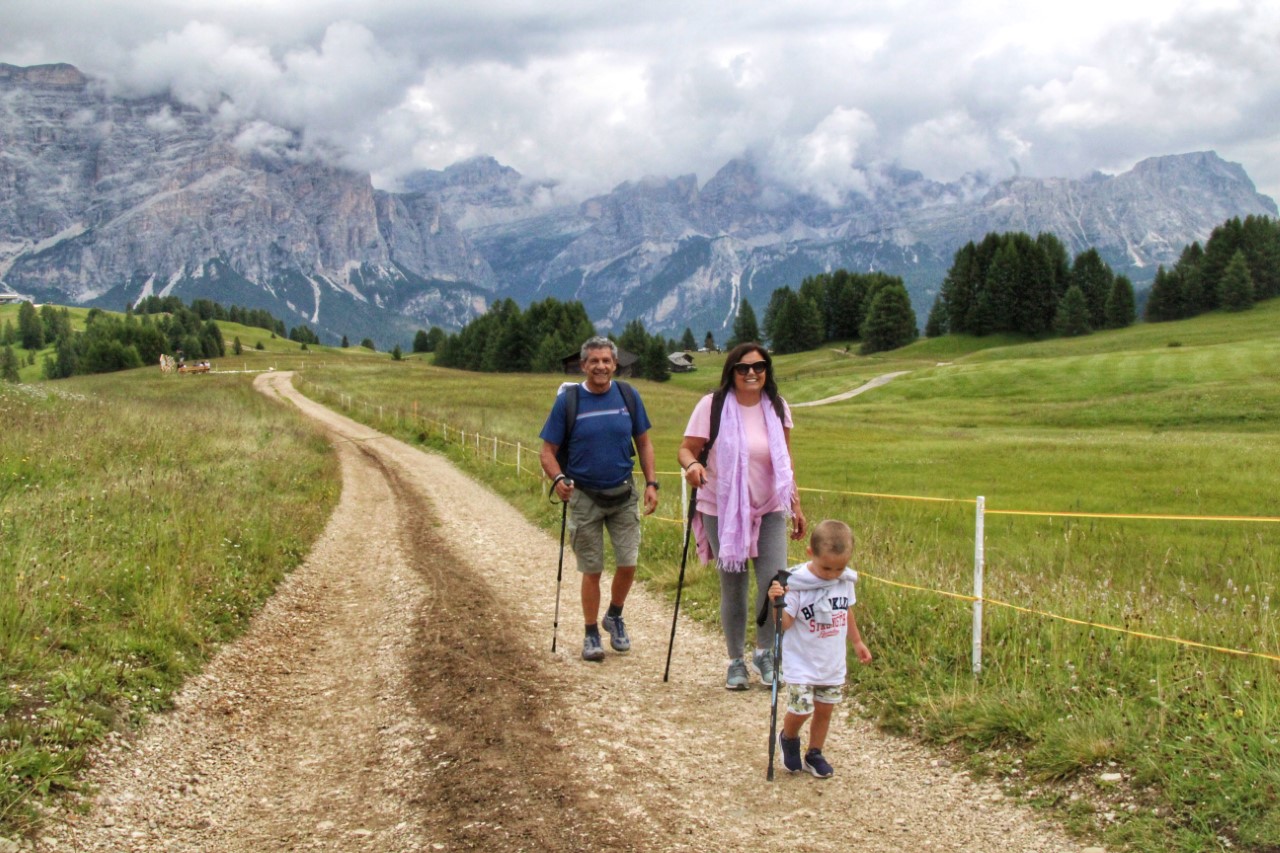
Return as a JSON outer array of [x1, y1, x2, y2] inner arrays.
[[851, 639, 872, 664], [767, 580, 787, 601]]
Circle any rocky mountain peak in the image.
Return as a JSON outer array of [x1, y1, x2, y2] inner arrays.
[[1, 62, 1275, 347], [0, 62, 87, 88]]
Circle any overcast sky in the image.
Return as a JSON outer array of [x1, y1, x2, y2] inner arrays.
[[5, 0, 1279, 203]]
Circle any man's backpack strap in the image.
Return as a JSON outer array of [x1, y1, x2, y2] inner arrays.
[[555, 383, 580, 473], [614, 380, 640, 457], [557, 380, 641, 471]]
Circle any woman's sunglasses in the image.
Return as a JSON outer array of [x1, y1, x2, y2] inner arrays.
[[732, 361, 769, 376]]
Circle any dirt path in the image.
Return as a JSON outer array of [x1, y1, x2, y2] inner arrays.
[[790, 371, 911, 408], [40, 371, 1092, 853]]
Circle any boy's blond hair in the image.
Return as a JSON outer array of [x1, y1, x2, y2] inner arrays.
[[809, 519, 853, 557]]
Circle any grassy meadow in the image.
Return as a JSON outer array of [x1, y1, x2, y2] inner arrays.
[[3, 295, 1279, 850], [0, 359, 339, 835], [297, 301, 1280, 852]]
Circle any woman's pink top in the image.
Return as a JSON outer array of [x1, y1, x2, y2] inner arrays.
[[684, 393, 792, 517]]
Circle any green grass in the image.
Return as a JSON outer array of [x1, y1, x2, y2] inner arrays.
[[297, 302, 1280, 852], [6, 299, 1280, 849], [0, 368, 338, 835]]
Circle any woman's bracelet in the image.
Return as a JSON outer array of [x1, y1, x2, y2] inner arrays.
[[682, 460, 698, 471]]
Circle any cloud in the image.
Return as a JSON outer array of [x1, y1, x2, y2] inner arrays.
[[2, 0, 1278, 202]]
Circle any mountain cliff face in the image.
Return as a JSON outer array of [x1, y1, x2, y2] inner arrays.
[[2, 63, 1275, 345], [0, 63, 493, 345]]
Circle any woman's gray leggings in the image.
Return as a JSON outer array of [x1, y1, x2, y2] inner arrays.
[[700, 512, 788, 660]]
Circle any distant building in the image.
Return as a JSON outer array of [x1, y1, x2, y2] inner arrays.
[[668, 352, 696, 372], [0, 292, 34, 305], [562, 348, 639, 378]]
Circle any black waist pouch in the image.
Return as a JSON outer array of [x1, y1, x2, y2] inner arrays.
[[578, 480, 634, 508]]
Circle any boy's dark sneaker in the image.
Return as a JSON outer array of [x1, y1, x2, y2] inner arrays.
[[601, 613, 631, 652], [778, 733, 803, 773], [803, 748, 833, 778], [582, 632, 605, 662]]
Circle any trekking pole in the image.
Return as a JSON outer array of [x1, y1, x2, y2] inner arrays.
[[551, 490, 569, 653], [663, 487, 698, 682], [766, 596, 784, 781]]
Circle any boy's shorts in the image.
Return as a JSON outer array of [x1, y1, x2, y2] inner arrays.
[[568, 485, 641, 574], [785, 683, 844, 716]]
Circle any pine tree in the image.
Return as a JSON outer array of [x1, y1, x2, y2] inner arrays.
[[767, 291, 802, 354], [1218, 250, 1255, 312], [413, 329, 431, 353], [618, 318, 650, 357], [642, 337, 670, 382], [703, 331, 716, 352], [941, 243, 979, 334], [797, 297, 824, 351], [1240, 214, 1280, 299], [1070, 249, 1113, 330], [1103, 275, 1137, 329], [1054, 285, 1091, 336], [859, 285, 918, 354], [1198, 218, 1245, 310], [729, 298, 760, 348], [984, 241, 1020, 334], [680, 327, 696, 351], [827, 276, 864, 340], [1, 345, 19, 383], [17, 301, 43, 350], [1144, 266, 1175, 321], [924, 294, 947, 338]]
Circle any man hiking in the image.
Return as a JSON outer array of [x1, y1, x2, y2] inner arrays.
[[540, 336, 660, 662]]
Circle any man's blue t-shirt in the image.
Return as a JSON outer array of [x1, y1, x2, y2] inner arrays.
[[540, 382, 652, 490]]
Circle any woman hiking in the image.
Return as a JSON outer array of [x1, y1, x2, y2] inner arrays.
[[676, 342, 806, 690]]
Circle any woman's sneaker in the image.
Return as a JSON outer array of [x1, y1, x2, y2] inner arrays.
[[803, 748, 834, 778], [601, 613, 630, 652], [778, 733, 803, 773], [750, 649, 775, 686], [725, 658, 749, 690]]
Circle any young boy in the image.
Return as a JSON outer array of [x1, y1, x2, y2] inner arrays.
[[767, 519, 872, 778]]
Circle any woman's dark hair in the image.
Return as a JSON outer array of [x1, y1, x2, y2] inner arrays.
[[717, 341, 786, 421]]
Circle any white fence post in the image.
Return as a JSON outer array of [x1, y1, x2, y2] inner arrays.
[[517, 442, 522, 475], [972, 495, 985, 675], [493, 435, 498, 463]]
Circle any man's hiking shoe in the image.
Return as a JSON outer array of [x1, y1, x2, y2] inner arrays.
[[803, 748, 834, 778], [582, 632, 605, 662], [751, 649, 776, 686], [778, 733, 803, 773], [725, 658, 749, 690], [602, 613, 631, 652]]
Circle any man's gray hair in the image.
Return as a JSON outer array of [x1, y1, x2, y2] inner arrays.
[[580, 336, 618, 362]]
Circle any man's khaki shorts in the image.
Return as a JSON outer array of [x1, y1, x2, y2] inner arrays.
[[568, 485, 641, 574]]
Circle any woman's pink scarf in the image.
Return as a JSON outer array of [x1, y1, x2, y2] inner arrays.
[[707, 392, 794, 572]]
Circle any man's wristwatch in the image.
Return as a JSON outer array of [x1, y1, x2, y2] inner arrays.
[[646, 480, 660, 490]]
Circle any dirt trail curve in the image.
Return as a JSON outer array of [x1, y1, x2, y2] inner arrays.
[[39, 371, 1089, 853], [790, 371, 911, 408]]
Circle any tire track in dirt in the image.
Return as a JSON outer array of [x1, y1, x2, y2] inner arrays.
[[377, 443, 654, 852]]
